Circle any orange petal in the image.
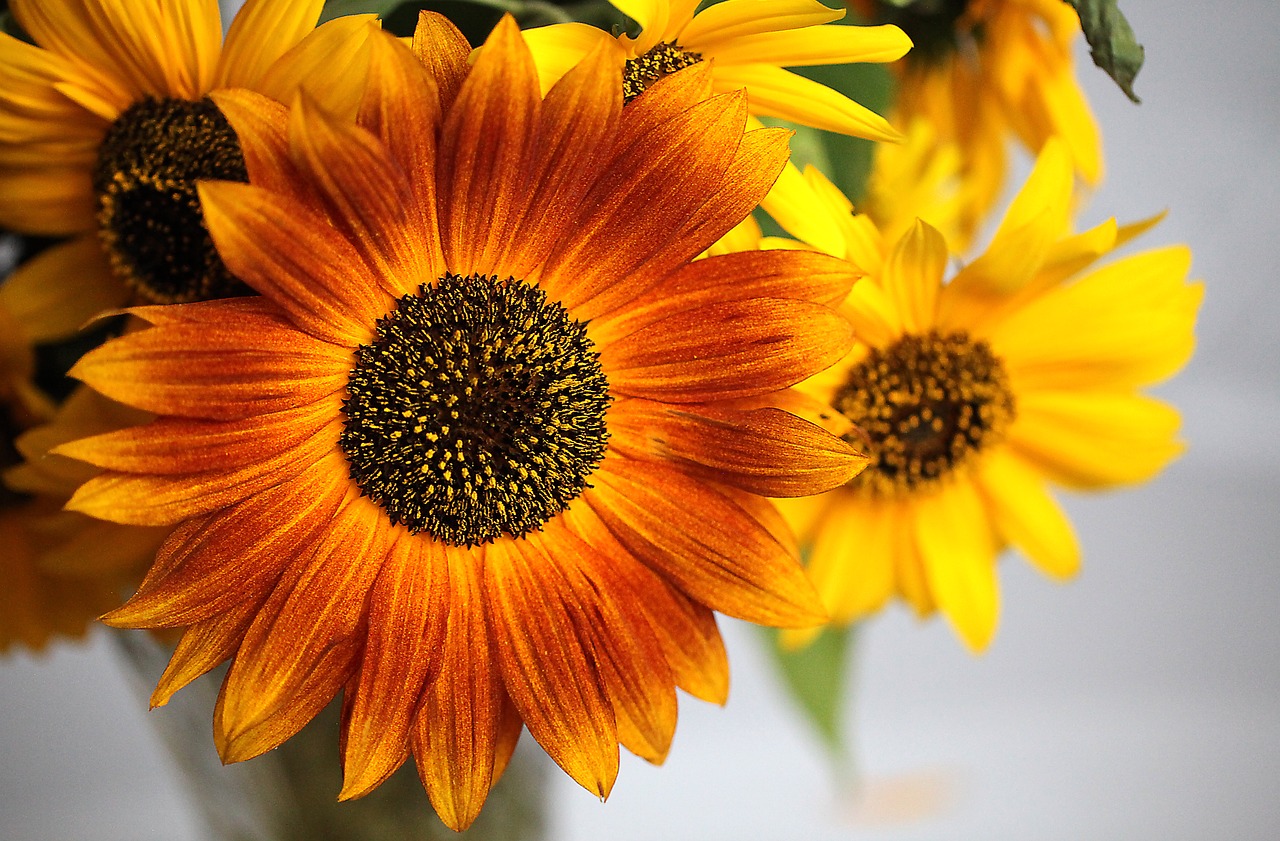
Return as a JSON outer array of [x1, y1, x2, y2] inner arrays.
[[534, 524, 677, 764], [208, 89, 304, 201], [56, 399, 334, 475], [287, 95, 431, 295], [561, 502, 728, 704], [594, 242, 858, 344], [587, 458, 825, 627], [483, 537, 619, 798], [436, 15, 540, 276], [412, 547, 516, 832], [69, 316, 350, 420], [541, 90, 746, 319], [501, 41, 623, 279], [217, 496, 390, 763], [101, 454, 348, 626], [410, 11, 471, 109], [341, 537, 450, 801], [199, 180, 386, 346], [609, 400, 866, 497], [150, 598, 261, 708], [602, 298, 854, 403], [357, 30, 447, 289]]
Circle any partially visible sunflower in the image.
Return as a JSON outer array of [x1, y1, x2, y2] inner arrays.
[[853, 0, 1102, 242], [0, 0, 376, 316], [523, 0, 912, 141], [756, 141, 1200, 650], [1, 384, 167, 654], [61, 16, 867, 828]]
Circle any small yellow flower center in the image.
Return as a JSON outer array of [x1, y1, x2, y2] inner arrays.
[[623, 42, 704, 104], [835, 330, 1014, 495], [340, 273, 611, 546], [92, 97, 249, 304]]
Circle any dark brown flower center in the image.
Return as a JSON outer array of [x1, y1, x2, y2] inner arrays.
[[835, 330, 1014, 494], [623, 42, 704, 103], [340, 273, 611, 546], [92, 97, 250, 304]]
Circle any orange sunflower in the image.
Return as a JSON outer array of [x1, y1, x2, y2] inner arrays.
[[0, 0, 375, 314], [61, 16, 867, 829]]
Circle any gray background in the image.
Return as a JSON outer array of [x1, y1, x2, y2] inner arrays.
[[2, 1, 1277, 838]]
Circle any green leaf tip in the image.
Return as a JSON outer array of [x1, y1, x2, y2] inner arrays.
[[766, 625, 855, 757], [1065, 0, 1145, 104]]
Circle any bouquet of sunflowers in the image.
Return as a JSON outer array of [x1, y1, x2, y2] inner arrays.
[[0, 0, 1200, 837]]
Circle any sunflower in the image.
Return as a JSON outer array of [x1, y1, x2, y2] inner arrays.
[[853, 0, 1102, 243], [758, 141, 1201, 651], [1, 384, 167, 654], [60, 16, 867, 828], [522, 0, 912, 142], [0, 0, 376, 317]]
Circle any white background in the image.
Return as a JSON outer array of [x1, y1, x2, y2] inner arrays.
[[2, 1, 1278, 839]]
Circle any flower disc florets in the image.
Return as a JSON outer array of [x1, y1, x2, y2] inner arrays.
[[622, 42, 704, 103], [340, 272, 611, 546], [92, 97, 250, 304], [836, 330, 1014, 494]]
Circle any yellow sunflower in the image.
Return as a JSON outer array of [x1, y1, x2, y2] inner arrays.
[[60, 16, 867, 828], [0, 0, 376, 314], [853, 0, 1102, 243], [761, 141, 1201, 651], [522, 0, 912, 141], [1, 384, 167, 654]]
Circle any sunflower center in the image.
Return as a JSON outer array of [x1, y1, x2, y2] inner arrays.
[[92, 97, 250, 304], [862, 0, 972, 63], [835, 330, 1014, 494], [623, 42, 704, 104], [340, 273, 611, 546]]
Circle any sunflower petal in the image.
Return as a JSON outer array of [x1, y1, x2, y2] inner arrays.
[[603, 298, 854, 403], [413, 548, 511, 832], [977, 448, 1080, 580], [437, 15, 540, 277], [712, 63, 901, 142], [483, 537, 619, 799], [588, 458, 824, 626], [341, 537, 449, 801], [914, 482, 1000, 652], [215, 0, 325, 90], [0, 236, 125, 342], [609, 400, 866, 497], [410, 11, 472, 108], [217, 496, 389, 764]]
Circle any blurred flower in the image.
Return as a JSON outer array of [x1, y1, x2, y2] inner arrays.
[[761, 141, 1201, 651], [523, 0, 912, 141], [1, 385, 167, 654], [0, 0, 375, 313], [60, 17, 865, 829], [853, 0, 1102, 242]]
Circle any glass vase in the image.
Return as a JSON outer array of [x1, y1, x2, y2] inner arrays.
[[113, 630, 549, 841]]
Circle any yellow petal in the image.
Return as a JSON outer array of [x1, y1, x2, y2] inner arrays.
[[881, 219, 945, 334], [702, 24, 911, 67], [712, 63, 901, 142], [215, 0, 325, 89], [680, 0, 844, 47], [913, 481, 1000, 652], [977, 448, 1080, 580], [1007, 391, 1185, 490]]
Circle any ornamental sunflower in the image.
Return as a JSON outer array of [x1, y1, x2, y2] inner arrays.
[[853, 0, 1102, 243], [0, 0, 375, 312], [523, 0, 912, 141], [764, 141, 1201, 651], [1, 385, 167, 654], [61, 16, 866, 828]]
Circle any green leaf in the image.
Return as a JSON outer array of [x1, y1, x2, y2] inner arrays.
[[318, 0, 405, 23], [765, 625, 855, 756], [1064, 0, 1145, 103]]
